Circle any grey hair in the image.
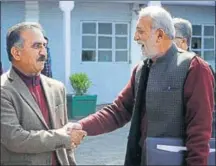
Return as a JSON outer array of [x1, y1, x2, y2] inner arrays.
[[138, 6, 175, 39], [6, 22, 44, 61], [173, 18, 192, 47]]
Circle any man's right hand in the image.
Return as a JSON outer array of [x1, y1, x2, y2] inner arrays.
[[63, 122, 87, 148], [70, 129, 87, 148]]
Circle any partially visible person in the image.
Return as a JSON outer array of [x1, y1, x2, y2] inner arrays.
[[41, 36, 52, 77], [0, 61, 3, 75], [1, 22, 86, 165], [173, 18, 215, 138], [173, 17, 215, 74], [173, 18, 192, 51]]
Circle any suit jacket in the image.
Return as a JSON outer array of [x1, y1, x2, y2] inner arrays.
[[1, 68, 76, 165]]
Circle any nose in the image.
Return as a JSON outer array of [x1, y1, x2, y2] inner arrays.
[[134, 31, 139, 41], [40, 46, 47, 57]]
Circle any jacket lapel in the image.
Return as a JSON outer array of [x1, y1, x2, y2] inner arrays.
[[8, 68, 49, 129], [40, 75, 56, 129]]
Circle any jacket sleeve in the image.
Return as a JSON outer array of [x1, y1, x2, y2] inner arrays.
[[78, 65, 138, 136], [1, 87, 72, 154], [184, 57, 214, 166]]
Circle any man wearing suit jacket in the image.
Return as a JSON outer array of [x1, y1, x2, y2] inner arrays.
[[1, 22, 86, 165]]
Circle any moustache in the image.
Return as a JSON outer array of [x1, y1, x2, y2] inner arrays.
[[37, 55, 47, 62], [137, 40, 144, 45]]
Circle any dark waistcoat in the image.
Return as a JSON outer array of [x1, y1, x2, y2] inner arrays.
[[124, 44, 195, 166]]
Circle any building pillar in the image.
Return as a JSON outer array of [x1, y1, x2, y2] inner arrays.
[[59, 1, 74, 91], [148, 1, 161, 6], [25, 1, 39, 22]]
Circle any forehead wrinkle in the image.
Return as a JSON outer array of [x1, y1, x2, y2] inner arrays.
[[137, 18, 153, 32], [21, 28, 44, 41], [33, 41, 46, 45]]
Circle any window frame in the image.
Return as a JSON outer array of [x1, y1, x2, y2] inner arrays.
[[191, 24, 215, 61], [80, 21, 130, 63]]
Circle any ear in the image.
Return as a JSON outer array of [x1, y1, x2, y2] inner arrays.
[[182, 38, 187, 44], [11, 46, 21, 61], [182, 39, 189, 50], [156, 29, 165, 43]]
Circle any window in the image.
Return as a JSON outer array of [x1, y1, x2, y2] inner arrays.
[[81, 22, 129, 62], [191, 25, 215, 71]]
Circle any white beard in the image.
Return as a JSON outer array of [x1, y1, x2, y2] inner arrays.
[[138, 31, 159, 59], [141, 45, 158, 59]]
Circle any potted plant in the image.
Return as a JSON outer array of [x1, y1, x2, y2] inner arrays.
[[67, 73, 97, 119]]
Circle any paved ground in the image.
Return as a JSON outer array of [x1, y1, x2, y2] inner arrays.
[[70, 104, 216, 165], [74, 123, 130, 165], [70, 104, 130, 165]]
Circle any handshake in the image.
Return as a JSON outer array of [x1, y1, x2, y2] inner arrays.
[[63, 122, 87, 148]]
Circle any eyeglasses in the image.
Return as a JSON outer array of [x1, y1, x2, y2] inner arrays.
[[175, 36, 184, 39]]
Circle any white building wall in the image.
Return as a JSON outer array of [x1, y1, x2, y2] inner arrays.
[[40, 3, 216, 105], [1, 2, 25, 72], [70, 2, 132, 104], [3, 1, 214, 105], [130, 8, 142, 72], [165, 5, 215, 69], [164, 5, 215, 24], [39, 1, 65, 84]]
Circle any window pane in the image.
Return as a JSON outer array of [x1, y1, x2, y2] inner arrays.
[[193, 50, 202, 56], [115, 24, 128, 35], [204, 51, 215, 61], [82, 23, 96, 34], [207, 60, 215, 72], [82, 36, 96, 48], [98, 36, 112, 49], [115, 37, 127, 49], [204, 38, 214, 49], [191, 37, 201, 49], [98, 51, 112, 62], [204, 26, 214, 36], [192, 25, 201, 36], [82, 50, 96, 61], [98, 23, 112, 34], [115, 51, 128, 62]]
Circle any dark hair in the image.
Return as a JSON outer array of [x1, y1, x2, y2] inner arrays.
[[44, 36, 49, 41], [6, 22, 43, 61]]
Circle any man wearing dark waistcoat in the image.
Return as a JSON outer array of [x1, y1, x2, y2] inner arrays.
[[1, 22, 86, 165], [73, 6, 214, 166]]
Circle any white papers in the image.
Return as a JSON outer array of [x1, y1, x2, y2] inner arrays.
[[157, 144, 215, 153]]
